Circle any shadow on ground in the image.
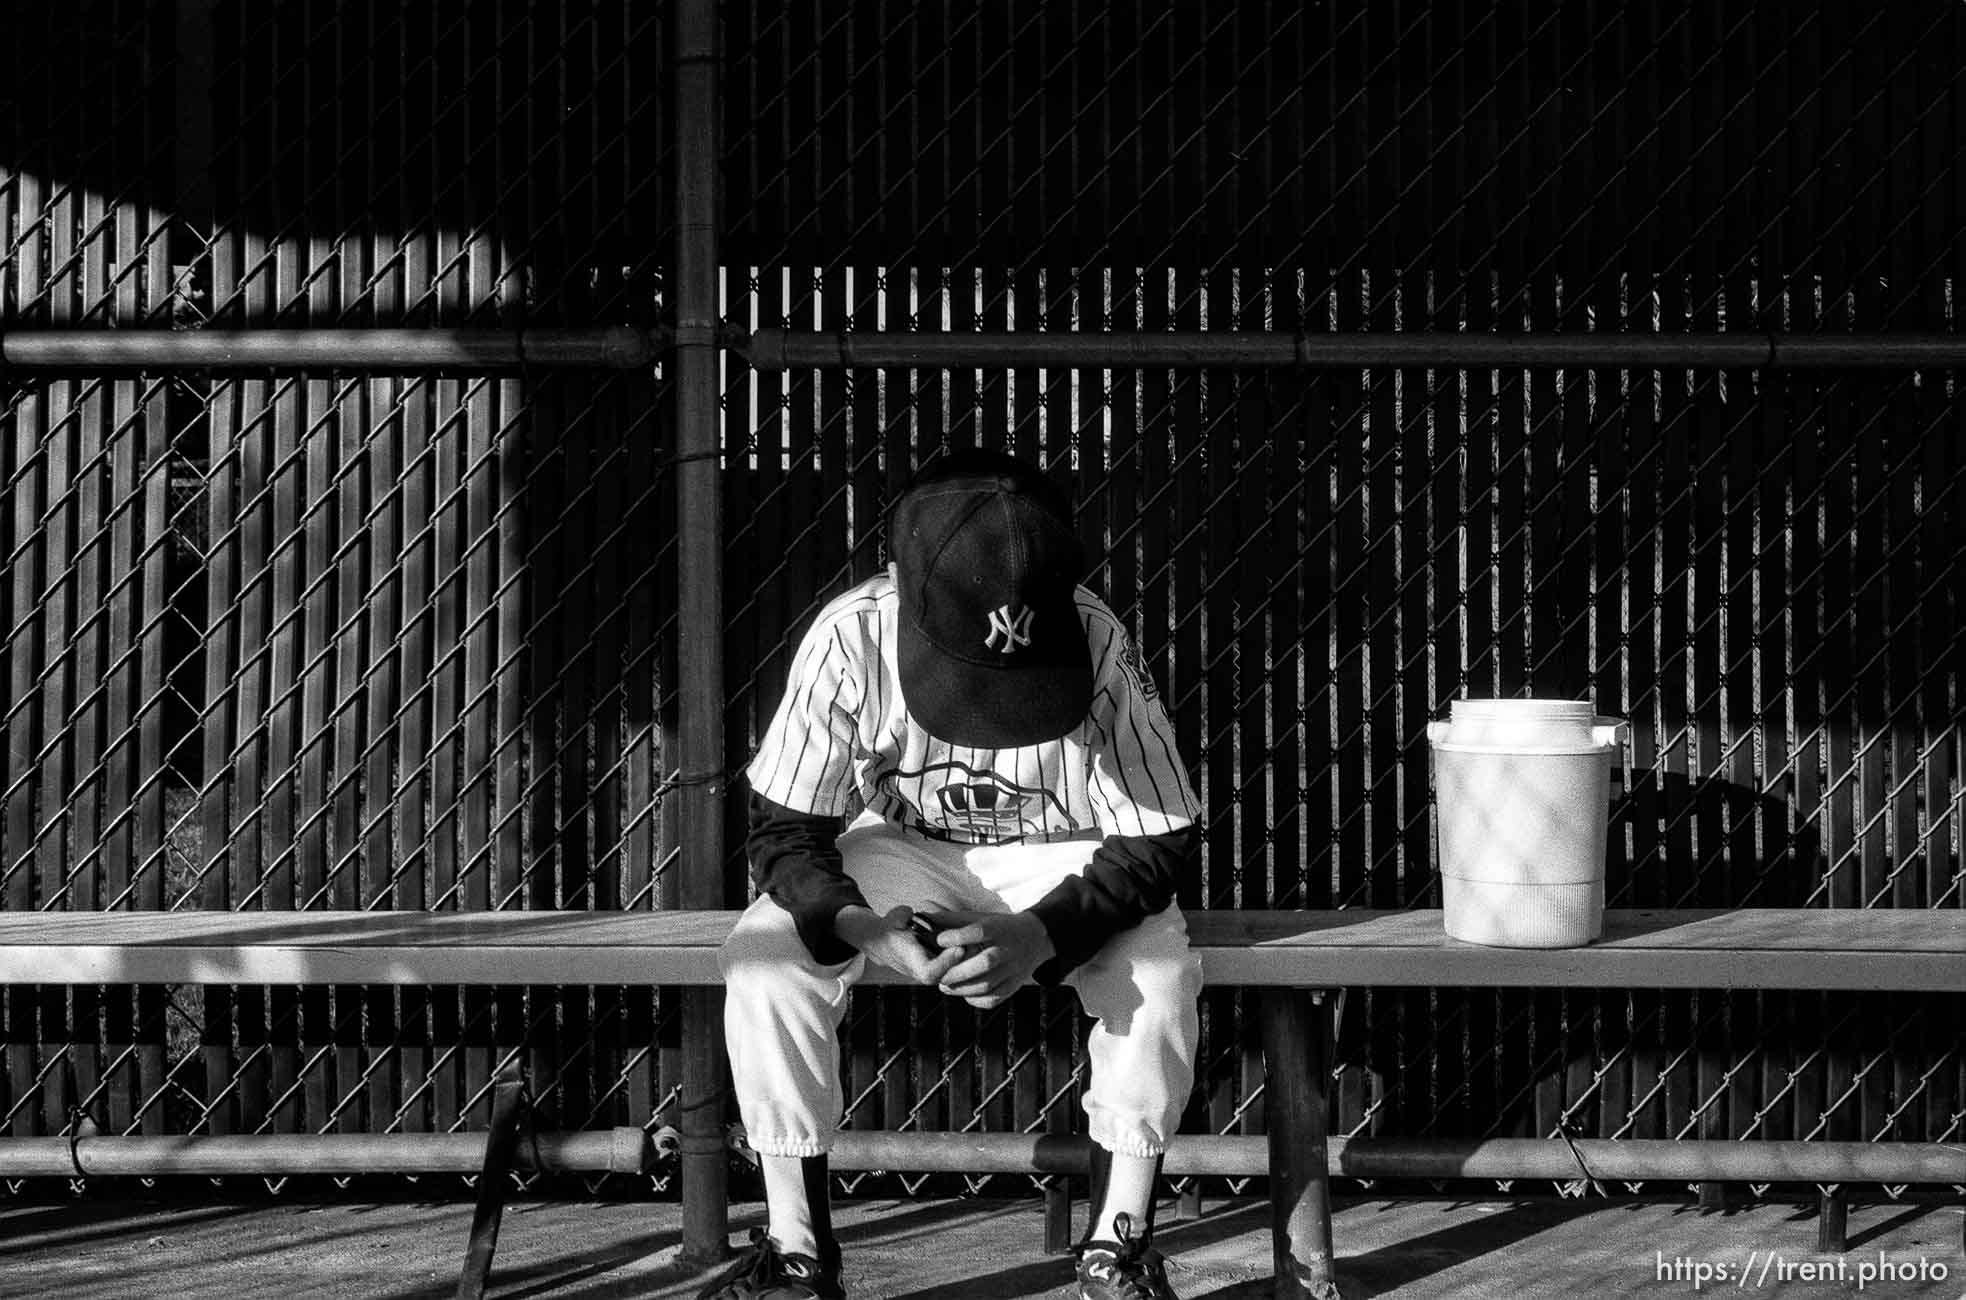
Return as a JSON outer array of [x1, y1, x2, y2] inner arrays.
[[3, 1192, 1960, 1299]]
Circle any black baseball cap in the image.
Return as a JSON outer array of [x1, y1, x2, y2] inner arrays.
[[887, 449, 1093, 748]]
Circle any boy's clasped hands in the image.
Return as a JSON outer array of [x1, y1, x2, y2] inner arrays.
[[830, 904, 1057, 1010]]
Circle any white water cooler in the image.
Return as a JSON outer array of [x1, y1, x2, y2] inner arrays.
[[1427, 699, 1626, 948]]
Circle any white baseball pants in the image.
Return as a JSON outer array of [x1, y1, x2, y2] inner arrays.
[[720, 811, 1202, 1160]]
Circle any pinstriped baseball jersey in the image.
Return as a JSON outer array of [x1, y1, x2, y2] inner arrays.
[[746, 571, 1200, 846]]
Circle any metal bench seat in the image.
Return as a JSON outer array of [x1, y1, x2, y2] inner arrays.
[[3, 908, 1960, 1300]]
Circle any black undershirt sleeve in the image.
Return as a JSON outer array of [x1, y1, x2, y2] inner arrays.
[[750, 791, 1197, 981], [745, 792, 868, 966], [1025, 823, 1201, 982]]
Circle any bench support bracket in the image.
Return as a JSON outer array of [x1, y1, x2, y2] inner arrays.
[[456, 1062, 531, 1300], [1260, 989, 1342, 1300]]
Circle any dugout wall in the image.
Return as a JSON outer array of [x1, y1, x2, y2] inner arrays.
[[0, 1, 1958, 1209]]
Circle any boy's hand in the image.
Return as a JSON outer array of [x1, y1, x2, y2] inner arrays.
[[834, 904, 965, 987], [925, 909, 1055, 1009]]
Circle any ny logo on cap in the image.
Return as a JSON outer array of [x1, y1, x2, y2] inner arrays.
[[984, 604, 1034, 653]]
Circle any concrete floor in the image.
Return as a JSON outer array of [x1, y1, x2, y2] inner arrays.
[[1, 1192, 1960, 1299]]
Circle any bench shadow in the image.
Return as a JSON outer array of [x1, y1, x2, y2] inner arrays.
[[0, 1200, 243, 1255], [1320, 1200, 1621, 1299], [831, 1196, 1033, 1246], [1844, 1202, 1942, 1252], [471, 1230, 686, 1300], [859, 1197, 1615, 1300], [867, 1248, 1076, 1300], [863, 1197, 1267, 1300], [358, 1225, 684, 1300], [1180, 1200, 1635, 1299]]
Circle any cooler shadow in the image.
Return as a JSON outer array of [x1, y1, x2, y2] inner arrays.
[[1605, 769, 1825, 909]]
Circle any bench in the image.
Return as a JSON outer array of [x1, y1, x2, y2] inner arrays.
[[3, 907, 1961, 1300]]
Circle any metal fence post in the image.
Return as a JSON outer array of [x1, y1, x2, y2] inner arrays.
[[673, 0, 729, 1270]]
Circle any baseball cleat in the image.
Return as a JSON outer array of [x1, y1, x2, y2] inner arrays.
[[1073, 1212, 1180, 1300], [695, 1227, 845, 1300]]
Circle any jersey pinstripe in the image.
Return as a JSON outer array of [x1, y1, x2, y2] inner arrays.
[[746, 572, 1201, 845]]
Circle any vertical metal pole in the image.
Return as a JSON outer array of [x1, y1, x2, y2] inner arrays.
[[1043, 1179, 1074, 1254], [1815, 1186, 1847, 1253], [1259, 990, 1341, 1300], [673, 0, 729, 1270]]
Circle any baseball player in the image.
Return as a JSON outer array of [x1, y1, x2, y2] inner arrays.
[[702, 448, 1204, 1300]]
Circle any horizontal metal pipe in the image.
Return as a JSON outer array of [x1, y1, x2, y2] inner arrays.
[[741, 329, 1966, 372], [1328, 1138, 1966, 1184], [6, 328, 1960, 374], [1, 1129, 1956, 1183], [0, 327, 662, 370], [815, 1133, 1963, 1184], [0, 1128, 649, 1177]]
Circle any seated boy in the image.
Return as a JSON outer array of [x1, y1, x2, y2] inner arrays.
[[706, 448, 1204, 1300]]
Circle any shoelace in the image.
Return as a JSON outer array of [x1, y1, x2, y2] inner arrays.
[[696, 1228, 791, 1299], [1080, 1212, 1173, 1300]]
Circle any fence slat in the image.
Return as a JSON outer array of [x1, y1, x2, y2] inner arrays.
[[459, 40, 499, 1112], [0, 209, 35, 1156]]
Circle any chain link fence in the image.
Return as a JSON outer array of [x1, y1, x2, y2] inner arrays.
[[2, 0, 1960, 1202]]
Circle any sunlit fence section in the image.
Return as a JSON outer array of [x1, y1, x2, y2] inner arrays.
[[1, 0, 686, 1152]]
